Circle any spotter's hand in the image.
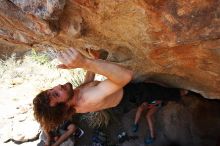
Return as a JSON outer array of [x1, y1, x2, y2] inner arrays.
[[57, 48, 86, 69]]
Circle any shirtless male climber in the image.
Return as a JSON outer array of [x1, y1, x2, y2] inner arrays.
[[33, 48, 187, 132]]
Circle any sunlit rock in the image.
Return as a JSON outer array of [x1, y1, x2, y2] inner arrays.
[[0, 0, 219, 99]]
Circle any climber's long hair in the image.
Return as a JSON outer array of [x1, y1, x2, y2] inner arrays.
[[33, 90, 75, 132]]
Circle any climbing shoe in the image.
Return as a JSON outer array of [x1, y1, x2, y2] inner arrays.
[[75, 128, 84, 138], [144, 136, 155, 145], [117, 131, 128, 144], [131, 124, 139, 133]]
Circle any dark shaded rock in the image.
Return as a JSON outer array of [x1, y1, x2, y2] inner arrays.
[[74, 94, 220, 146], [153, 93, 220, 146]]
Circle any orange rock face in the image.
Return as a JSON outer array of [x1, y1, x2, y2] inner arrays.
[[0, 0, 220, 99]]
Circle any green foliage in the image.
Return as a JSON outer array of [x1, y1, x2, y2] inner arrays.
[[30, 49, 49, 65], [81, 110, 110, 128], [0, 53, 20, 77], [70, 69, 86, 87]]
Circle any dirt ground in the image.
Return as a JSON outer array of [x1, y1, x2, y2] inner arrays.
[[71, 107, 153, 146]]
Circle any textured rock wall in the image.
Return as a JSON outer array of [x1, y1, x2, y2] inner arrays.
[[155, 95, 220, 146], [0, 0, 220, 99], [118, 94, 220, 146]]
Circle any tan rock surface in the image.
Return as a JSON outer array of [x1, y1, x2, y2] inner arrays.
[[0, 0, 220, 99]]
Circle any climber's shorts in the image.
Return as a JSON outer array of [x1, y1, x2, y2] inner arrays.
[[140, 100, 162, 110], [122, 82, 181, 106]]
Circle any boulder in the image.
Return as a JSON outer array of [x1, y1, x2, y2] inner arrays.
[[11, 108, 40, 143], [117, 94, 220, 146], [155, 95, 220, 146], [0, 1, 219, 100], [0, 119, 12, 143]]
